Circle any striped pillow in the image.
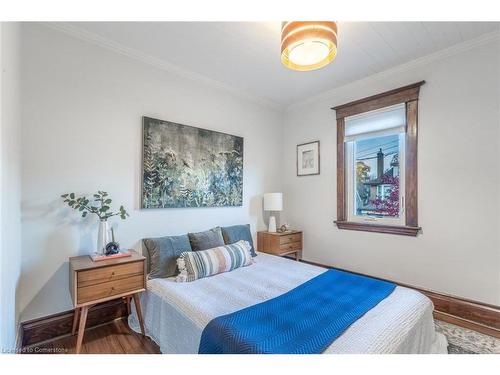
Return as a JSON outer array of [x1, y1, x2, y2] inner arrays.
[[176, 240, 254, 282]]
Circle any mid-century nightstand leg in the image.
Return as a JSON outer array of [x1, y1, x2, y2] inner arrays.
[[132, 293, 145, 336], [126, 296, 131, 315], [75, 305, 89, 354], [71, 307, 80, 335]]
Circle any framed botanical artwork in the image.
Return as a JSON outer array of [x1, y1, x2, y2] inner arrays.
[[142, 116, 243, 208], [297, 141, 320, 176]]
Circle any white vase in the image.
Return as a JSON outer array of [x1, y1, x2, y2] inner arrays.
[[97, 220, 111, 255]]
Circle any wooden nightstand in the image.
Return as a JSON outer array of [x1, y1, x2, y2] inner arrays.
[[257, 230, 303, 261], [69, 250, 146, 354]]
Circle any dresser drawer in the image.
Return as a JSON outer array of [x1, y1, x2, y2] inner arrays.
[[77, 261, 143, 288], [279, 233, 302, 245], [279, 241, 302, 252], [77, 274, 144, 304]]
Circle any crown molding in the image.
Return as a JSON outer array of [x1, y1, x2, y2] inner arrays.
[[286, 30, 500, 112], [42, 22, 283, 112], [37, 23, 500, 114]]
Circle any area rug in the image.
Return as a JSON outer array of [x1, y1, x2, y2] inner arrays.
[[434, 320, 500, 354]]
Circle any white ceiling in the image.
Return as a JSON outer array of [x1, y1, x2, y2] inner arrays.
[[65, 22, 499, 108]]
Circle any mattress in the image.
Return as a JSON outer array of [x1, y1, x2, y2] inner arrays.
[[129, 252, 448, 354]]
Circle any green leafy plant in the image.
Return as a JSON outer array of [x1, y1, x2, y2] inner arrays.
[[61, 191, 129, 220]]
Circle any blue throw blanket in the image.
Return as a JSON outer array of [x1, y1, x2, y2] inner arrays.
[[198, 269, 396, 354]]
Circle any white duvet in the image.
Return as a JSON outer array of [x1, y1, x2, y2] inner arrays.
[[129, 252, 448, 354]]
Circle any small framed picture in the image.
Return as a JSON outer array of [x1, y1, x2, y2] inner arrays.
[[297, 141, 320, 176]]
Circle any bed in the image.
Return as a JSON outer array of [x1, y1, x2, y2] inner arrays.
[[129, 252, 448, 354]]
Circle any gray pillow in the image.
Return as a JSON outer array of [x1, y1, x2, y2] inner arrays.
[[188, 227, 225, 251], [221, 224, 256, 257], [143, 234, 192, 279]]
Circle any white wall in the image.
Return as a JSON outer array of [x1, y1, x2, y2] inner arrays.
[[17, 24, 500, 324], [19, 23, 283, 321], [282, 36, 500, 305], [0, 22, 22, 350]]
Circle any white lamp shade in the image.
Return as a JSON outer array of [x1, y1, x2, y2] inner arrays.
[[264, 193, 283, 211]]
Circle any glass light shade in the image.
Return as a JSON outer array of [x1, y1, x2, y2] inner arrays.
[[288, 39, 330, 66], [281, 21, 338, 71]]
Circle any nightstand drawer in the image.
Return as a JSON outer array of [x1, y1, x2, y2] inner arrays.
[[77, 261, 143, 288], [77, 274, 144, 304], [279, 233, 302, 245], [257, 230, 303, 260], [279, 241, 302, 252]]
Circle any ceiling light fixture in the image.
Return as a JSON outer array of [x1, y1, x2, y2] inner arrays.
[[281, 21, 338, 71]]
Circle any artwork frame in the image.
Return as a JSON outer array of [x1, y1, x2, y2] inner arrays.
[[297, 140, 320, 176], [141, 116, 243, 209]]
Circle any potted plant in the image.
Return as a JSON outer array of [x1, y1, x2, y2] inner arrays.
[[61, 191, 129, 255]]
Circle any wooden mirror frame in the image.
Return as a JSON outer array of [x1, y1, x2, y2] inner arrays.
[[332, 81, 425, 236]]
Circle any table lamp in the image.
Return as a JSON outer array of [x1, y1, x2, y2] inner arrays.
[[264, 193, 283, 232]]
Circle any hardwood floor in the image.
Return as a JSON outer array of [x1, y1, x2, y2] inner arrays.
[[27, 317, 499, 354], [27, 318, 160, 354]]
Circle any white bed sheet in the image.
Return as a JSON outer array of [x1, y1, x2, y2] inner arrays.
[[129, 252, 448, 354]]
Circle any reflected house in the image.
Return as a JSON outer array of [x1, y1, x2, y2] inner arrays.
[[357, 149, 399, 215]]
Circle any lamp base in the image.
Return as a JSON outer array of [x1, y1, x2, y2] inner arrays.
[[268, 216, 277, 232]]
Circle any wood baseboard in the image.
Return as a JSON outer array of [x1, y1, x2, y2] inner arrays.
[[20, 298, 128, 347], [300, 258, 500, 339], [433, 311, 500, 338]]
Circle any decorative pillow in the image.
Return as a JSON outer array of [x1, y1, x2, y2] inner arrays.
[[143, 234, 192, 279], [221, 224, 256, 257], [188, 227, 225, 251], [176, 240, 254, 282]]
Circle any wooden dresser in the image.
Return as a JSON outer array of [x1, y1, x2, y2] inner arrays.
[[69, 251, 146, 353], [257, 230, 303, 260]]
